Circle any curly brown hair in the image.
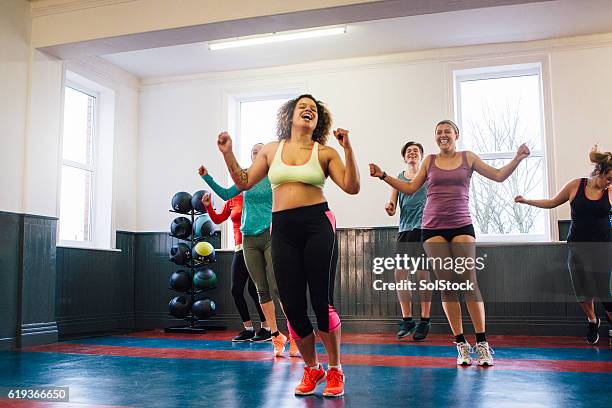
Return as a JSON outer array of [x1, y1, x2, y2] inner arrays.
[[589, 146, 612, 176], [276, 94, 332, 145]]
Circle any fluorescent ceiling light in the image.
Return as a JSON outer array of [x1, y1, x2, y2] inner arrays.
[[208, 26, 347, 51]]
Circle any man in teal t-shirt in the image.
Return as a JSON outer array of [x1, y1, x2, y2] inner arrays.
[[385, 141, 432, 341]]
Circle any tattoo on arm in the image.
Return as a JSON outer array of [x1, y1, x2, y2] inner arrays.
[[239, 169, 248, 184], [229, 161, 248, 185]]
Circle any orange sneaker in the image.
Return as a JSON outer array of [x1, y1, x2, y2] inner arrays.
[[294, 364, 326, 396], [272, 332, 287, 357], [323, 367, 345, 397], [289, 339, 301, 357]]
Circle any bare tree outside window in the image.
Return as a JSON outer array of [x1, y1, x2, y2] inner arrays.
[[456, 68, 548, 240]]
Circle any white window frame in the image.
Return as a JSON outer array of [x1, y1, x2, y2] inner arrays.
[[59, 80, 99, 248], [234, 93, 297, 167], [451, 60, 553, 242]]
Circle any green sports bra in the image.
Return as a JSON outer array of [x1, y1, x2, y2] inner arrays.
[[268, 140, 326, 190]]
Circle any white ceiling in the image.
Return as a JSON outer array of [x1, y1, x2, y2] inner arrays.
[[100, 0, 612, 78]]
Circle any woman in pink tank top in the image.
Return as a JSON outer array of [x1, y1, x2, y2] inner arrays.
[[370, 120, 530, 367]]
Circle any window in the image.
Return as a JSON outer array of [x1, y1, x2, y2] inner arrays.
[[454, 64, 548, 241], [59, 85, 96, 243], [236, 97, 291, 165], [223, 95, 292, 248], [59, 71, 116, 249]]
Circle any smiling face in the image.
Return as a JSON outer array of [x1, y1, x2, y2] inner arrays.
[[435, 123, 458, 153], [403, 144, 422, 165], [291, 97, 318, 132], [251, 143, 263, 163]]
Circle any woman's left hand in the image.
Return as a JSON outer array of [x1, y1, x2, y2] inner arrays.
[[333, 128, 351, 149], [515, 143, 530, 161], [369, 163, 384, 178]]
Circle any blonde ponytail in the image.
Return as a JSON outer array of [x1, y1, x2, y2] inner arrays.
[[589, 145, 612, 176]]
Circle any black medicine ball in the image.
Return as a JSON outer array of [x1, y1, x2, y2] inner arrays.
[[171, 192, 193, 214], [191, 190, 209, 213], [170, 270, 191, 292], [192, 298, 216, 319], [169, 296, 191, 318], [170, 243, 191, 265], [171, 217, 192, 239]]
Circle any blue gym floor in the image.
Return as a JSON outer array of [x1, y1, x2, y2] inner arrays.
[[0, 331, 610, 407]]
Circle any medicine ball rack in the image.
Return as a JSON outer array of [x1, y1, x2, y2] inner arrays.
[[165, 207, 225, 333]]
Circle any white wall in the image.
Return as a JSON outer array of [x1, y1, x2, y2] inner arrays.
[[113, 83, 140, 232], [22, 50, 64, 217], [0, 0, 30, 213], [549, 46, 612, 219], [138, 81, 225, 231], [137, 34, 612, 231]]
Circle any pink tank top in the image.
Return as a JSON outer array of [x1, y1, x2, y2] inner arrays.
[[421, 151, 473, 229]]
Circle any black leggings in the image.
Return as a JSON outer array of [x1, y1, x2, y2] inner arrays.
[[231, 250, 266, 323], [567, 242, 612, 312], [271, 202, 339, 339]]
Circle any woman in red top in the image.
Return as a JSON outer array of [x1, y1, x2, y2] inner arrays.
[[203, 192, 269, 342]]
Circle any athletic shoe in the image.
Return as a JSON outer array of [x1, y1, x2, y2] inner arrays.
[[396, 320, 416, 339], [455, 341, 473, 366], [412, 320, 431, 341], [294, 364, 326, 396], [251, 328, 272, 342], [475, 341, 494, 366], [272, 332, 288, 357], [323, 367, 345, 397], [232, 329, 255, 342], [587, 318, 600, 344], [289, 338, 301, 357]]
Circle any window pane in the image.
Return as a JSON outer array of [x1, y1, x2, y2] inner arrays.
[[470, 157, 546, 236], [59, 165, 92, 242], [238, 98, 289, 166], [459, 74, 542, 153], [63, 87, 95, 165]]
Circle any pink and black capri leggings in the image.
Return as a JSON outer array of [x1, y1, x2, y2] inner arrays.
[[271, 202, 340, 339]]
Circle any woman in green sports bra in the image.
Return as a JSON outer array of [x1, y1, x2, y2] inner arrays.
[[215, 94, 360, 398]]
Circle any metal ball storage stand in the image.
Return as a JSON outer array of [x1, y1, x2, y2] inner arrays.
[[165, 208, 225, 333]]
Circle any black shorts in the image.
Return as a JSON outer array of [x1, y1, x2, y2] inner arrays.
[[421, 224, 476, 242], [397, 228, 422, 243], [397, 228, 424, 256]]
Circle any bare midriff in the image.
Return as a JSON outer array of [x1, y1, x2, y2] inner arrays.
[[272, 183, 327, 212]]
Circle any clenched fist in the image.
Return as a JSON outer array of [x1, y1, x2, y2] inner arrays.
[[217, 131, 233, 154]]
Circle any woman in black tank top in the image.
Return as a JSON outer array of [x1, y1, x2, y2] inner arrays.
[[515, 148, 612, 343]]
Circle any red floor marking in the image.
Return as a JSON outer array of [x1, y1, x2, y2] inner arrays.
[[22, 343, 612, 373], [118, 330, 611, 349], [0, 399, 129, 407]]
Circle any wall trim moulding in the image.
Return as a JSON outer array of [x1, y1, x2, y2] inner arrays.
[[30, 0, 139, 18]]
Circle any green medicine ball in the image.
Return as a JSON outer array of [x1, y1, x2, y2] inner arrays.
[[194, 269, 218, 291]]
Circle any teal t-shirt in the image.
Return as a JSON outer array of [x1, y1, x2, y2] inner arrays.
[[202, 174, 272, 236], [398, 171, 427, 232]]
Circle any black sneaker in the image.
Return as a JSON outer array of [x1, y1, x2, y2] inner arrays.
[[412, 320, 431, 341], [251, 328, 272, 342], [397, 320, 416, 339], [232, 329, 255, 342], [586, 318, 600, 344]]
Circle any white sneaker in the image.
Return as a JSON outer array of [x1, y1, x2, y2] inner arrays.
[[476, 341, 494, 366], [455, 341, 473, 366]]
